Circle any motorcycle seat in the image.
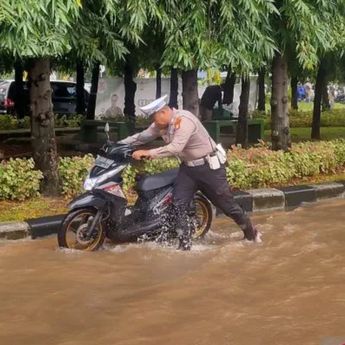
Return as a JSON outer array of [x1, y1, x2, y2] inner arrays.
[[136, 168, 179, 192]]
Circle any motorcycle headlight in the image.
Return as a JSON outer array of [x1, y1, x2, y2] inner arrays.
[[83, 177, 97, 191], [83, 165, 126, 191]]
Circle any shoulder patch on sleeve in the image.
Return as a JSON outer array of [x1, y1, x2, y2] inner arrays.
[[174, 116, 182, 129]]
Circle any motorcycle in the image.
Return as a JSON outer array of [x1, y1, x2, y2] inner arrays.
[[57, 124, 213, 251]]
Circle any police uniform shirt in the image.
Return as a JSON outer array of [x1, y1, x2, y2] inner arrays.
[[119, 109, 216, 162]]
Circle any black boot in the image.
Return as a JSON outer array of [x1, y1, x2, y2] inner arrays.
[[177, 236, 192, 251], [174, 203, 193, 251], [242, 225, 262, 243]]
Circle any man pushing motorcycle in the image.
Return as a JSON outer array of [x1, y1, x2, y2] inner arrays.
[[119, 95, 261, 250]]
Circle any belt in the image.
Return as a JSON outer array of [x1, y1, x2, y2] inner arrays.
[[184, 156, 208, 167]]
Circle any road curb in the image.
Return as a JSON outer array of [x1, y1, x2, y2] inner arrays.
[[27, 215, 65, 239], [217, 182, 345, 215], [0, 221, 30, 240], [1, 182, 345, 240], [310, 182, 345, 200], [248, 188, 285, 212]]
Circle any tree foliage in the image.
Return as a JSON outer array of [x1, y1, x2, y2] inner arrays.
[[158, 0, 279, 74], [0, 0, 80, 58], [0, 0, 345, 164], [271, 0, 345, 70]]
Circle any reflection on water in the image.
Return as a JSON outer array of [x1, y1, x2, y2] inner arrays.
[[1, 199, 345, 345]]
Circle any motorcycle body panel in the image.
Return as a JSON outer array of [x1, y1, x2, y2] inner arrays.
[[68, 192, 106, 210], [60, 143, 213, 248]]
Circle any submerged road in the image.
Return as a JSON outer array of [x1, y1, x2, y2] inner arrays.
[[1, 199, 345, 345]]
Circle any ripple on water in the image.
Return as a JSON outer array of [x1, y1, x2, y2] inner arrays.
[[1, 199, 345, 345]]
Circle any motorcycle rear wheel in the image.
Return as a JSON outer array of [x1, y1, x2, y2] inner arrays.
[[58, 208, 105, 251], [192, 196, 213, 239]]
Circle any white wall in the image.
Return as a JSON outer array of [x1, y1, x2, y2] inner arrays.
[[95, 76, 257, 117]]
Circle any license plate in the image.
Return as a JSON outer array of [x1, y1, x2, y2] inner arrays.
[[95, 156, 114, 169]]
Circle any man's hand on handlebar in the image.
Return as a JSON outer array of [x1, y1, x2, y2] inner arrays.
[[132, 150, 152, 160]]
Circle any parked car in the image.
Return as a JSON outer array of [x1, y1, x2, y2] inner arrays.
[[0, 80, 89, 116], [335, 92, 345, 104], [0, 80, 18, 115]]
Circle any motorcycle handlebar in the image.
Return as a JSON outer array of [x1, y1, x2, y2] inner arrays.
[[124, 151, 132, 158]]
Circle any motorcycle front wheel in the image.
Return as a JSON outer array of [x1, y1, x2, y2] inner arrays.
[[192, 196, 213, 239], [58, 208, 105, 251]]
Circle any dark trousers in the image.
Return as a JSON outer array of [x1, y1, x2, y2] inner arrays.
[[199, 104, 213, 122], [173, 163, 256, 242]]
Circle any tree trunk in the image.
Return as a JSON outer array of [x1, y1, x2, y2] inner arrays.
[[312, 60, 327, 140], [156, 67, 162, 98], [76, 59, 85, 115], [86, 62, 100, 120], [257, 68, 266, 112], [169, 68, 178, 108], [182, 69, 199, 117], [223, 68, 236, 105], [124, 61, 137, 133], [290, 76, 298, 110], [270, 52, 291, 151], [28, 58, 60, 195], [236, 77, 250, 147], [14, 60, 25, 118], [322, 82, 330, 111]]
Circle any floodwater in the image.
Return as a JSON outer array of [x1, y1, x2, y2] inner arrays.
[[1, 200, 345, 345]]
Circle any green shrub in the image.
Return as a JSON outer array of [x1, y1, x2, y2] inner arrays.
[[55, 114, 85, 128], [143, 157, 179, 174], [17, 116, 31, 129], [253, 109, 345, 129], [100, 114, 151, 127], [0, 158, 43, 200], [58, 154, 95, 197], [226, 143, 296, 189], [122, 164, 139, 192], [332, 139, 345, 166], [224, 140, 345, 189], [1, 139, 345, 200], [0, 155, 95, 200], [0, 115, 18, 130], [122, 158, 179, 191], [288, 141, 337, 177], [0, 114, 84, 131], [117, 140, 345, 191], [226, 158, 252, 189]]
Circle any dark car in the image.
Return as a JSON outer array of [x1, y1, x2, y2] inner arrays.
[[0, 80, 89, 116]]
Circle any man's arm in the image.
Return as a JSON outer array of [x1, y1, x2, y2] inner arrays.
[[118, 123, 160, 146], [148, 117, 195, 158]]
